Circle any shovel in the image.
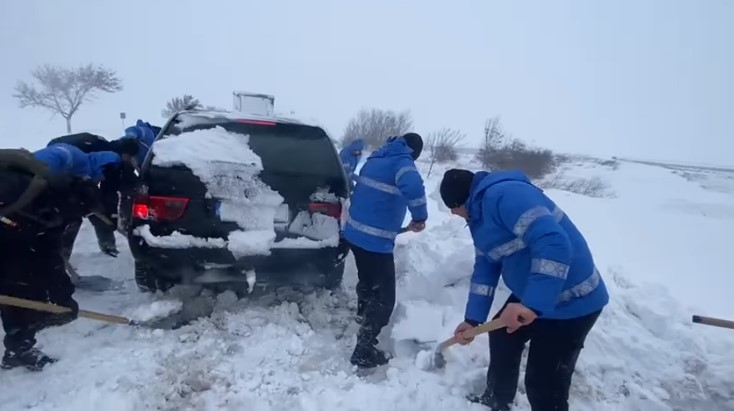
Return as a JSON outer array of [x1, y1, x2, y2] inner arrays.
[[692, 314, 734, 330], [425, 318, 506, 370], [0, 295, 158, 328]]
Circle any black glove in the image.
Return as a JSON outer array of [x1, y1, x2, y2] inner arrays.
[[41, 297, 78, 328], [45, 272, 78, 327]]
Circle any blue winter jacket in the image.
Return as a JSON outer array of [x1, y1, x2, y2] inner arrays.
[[124, 120, 159, 165], [343, 137, 428, 254], [465, 170, 609, 322], [34, 144, 121, 183], [339, 139, 365, 188]]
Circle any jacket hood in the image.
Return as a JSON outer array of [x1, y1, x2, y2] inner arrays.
[[467, 169, 531, 222], [344, 139, 365, 152], [87, 151, 121, 182], [368, 137, 413, 159]]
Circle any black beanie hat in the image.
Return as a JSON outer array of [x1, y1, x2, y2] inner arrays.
[[440, 169, 475, 208], [402, 132, 423, 160], [109, 137, 140, 156]]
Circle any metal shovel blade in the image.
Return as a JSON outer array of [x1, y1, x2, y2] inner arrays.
[[426, 318, 506, 371]]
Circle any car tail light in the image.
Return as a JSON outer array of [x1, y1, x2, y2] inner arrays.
[[132, 195, 189, 221], [236, 119, 276, 126], [308, 202, 341, 219]]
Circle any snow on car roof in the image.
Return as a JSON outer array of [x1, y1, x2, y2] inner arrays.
[[177, 109, 311, 127]]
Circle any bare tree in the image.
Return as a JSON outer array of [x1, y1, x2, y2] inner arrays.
[[426, 128, 465, 177], [162, 95, 202, 118], [476, 116, 507, 167], [342, 108, 413, 149], [13, 64, 122, 133]]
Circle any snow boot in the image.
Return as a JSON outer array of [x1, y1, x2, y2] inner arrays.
[[1, 348, 57, 372], [99, 243, 119, 257], [466, 392, 511, 411], [350, 343, 389, 369], [350, 332, 389, 369]]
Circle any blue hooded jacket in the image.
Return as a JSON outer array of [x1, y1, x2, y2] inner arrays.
[[339, 139, 365, 188], [34, 143, 122, 183], [464, 170, 609, 322], [124, 119, 159, 164], [343, 137, 428, 254]]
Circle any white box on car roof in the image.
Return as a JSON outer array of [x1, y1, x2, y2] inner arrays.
[[232, 91, 275, 117]]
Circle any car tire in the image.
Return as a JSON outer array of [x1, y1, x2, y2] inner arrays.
[[134, 260, 173, 293], [323, 261, 345, 291]]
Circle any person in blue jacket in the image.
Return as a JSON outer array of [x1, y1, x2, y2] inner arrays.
[[124, 119, 160, 166], [342, 132, 428, 369], [440, 168, 609, 411], [339, 139, 365, 190]]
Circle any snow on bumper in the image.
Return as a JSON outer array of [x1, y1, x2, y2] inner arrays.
[[133, 224, 340, 252]]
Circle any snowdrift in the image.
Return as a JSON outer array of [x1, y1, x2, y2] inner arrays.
[[1, 154, 733, 411]]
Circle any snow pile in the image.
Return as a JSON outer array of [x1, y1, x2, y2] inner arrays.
[[227, 229, 276, 258], [387, 157, 734, 410], [133, 225, 226, 249], [151, 126, 284, 256], [271, 235, 340, 249], [128, 300, 184, 322]]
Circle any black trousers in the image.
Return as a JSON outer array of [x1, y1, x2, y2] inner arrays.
[[0, 233, 77, 352], [61, 215, 116, 260], [348, 242, 396, 342], [486, 295, 601, 411]]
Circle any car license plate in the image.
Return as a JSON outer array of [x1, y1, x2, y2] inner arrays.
[[215, 201, 222, 219], [275, 204, 289, 224]]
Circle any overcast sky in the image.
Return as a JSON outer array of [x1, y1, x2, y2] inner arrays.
[[1, 0, 731, 165]]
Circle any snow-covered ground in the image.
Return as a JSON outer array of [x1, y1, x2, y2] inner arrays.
[[2, 155, 734, 410]]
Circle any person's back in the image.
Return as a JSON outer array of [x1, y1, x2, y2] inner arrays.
[[344, 135, 427, 254], [48, 133, 110, 153], [35, 144, 121, 183]]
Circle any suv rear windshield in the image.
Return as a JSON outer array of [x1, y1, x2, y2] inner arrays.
[[161, 117, 344, 179]]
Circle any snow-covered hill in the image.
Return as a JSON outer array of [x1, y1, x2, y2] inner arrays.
[[1, 155, 733, 411]]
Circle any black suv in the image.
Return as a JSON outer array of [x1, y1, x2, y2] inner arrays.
[[121, 110, 350, 293]]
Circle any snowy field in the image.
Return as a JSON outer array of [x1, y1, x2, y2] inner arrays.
[[2, 154, 734, 410]]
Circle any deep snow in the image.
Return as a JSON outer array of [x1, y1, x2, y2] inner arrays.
[[1, 155, 734, 410]]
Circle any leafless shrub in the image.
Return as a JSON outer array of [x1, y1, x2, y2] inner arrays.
[[476, 116, 558, 179], [341, 108, 413, 149], [426, 128, 465, 176], [540, 172, 614, 198]]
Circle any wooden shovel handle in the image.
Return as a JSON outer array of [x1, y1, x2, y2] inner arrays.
[[0, 295, 70, 314], [78, 309, 131, 325], [692, 315, 734, 330], [438, 318, 506, 350], [0, 295, 131, 325]]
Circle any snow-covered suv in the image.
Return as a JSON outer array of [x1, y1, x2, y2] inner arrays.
[[122, 110, 350, 293]]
